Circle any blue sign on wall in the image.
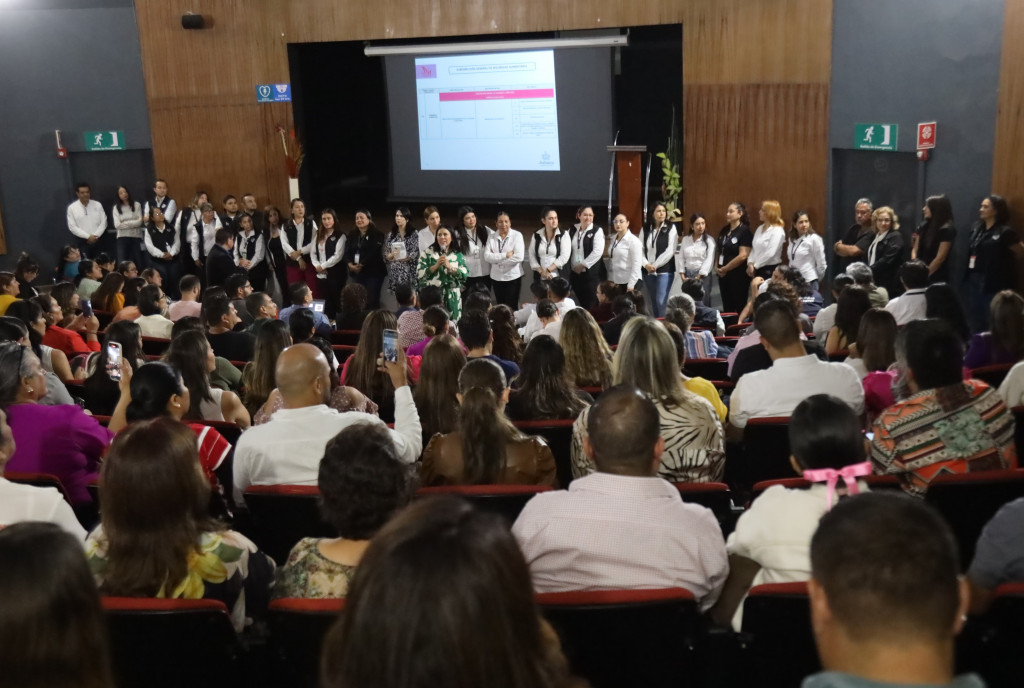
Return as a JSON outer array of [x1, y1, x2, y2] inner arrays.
[[256, 84, 291, 103]]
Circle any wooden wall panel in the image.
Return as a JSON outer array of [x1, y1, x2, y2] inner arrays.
[[993, 0, 1024, 215], [134, 0, 831, 228]]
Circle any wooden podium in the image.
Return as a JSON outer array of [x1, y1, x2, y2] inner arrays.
[[606, 144, 647, 235]]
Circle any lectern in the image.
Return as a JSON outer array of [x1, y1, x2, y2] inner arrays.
[[606, 144, 648, 235]]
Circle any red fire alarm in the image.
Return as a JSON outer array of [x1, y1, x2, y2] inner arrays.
[[917, 122, 936, 150]]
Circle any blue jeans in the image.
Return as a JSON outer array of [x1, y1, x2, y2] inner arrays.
[[964, 272, 991, 334], [116, 236, 144, 268], [354, 273, 385, 310], [643, 272, 674, 317]]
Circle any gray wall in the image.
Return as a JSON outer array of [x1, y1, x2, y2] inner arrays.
[[828, 0, 1005, 277], [0, 0, 152, 276]]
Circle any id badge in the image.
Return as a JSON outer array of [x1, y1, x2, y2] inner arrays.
[[354, 252, 361, 264], [719, 253, 725, 266], [731, 237, 738, 244], [969, 255, 976, 269]]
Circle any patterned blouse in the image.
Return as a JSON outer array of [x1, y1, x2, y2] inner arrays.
[[86, 527, 275, 633], [571, 393, 725, 483], [417, 249, 468, 321], [383, 229, 420, 291], [273, 538, 357, 599]]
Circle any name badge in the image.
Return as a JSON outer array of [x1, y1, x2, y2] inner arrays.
[[731, 237, 738, 244], [969, 255, 976, 269], [354, 252, 360, 264]]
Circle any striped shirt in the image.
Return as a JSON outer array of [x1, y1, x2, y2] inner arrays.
[[870, 380, 1017, 497]]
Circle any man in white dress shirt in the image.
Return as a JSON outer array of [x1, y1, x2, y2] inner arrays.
[[730, 300, 864, 429], [512, 385, 729, 609], [884, 260, 929, 326], [66, 182, 108, 257], [233, 343, 422, 503]]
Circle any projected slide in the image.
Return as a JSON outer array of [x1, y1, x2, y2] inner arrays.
[[415, 50, 560, 172]]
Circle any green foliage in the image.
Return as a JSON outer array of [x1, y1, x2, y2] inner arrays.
[[656, 106, 682, 213]]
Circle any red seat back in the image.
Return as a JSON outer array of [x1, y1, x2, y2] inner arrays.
[[243, 485, 333, 564], [268, 598, 346, 687], [417, 484, 553, 524]]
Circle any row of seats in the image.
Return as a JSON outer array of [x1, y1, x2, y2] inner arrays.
[[96, 581, 1024, 688]]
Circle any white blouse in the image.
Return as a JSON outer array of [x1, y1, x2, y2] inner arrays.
[[484, 230, 526, 282], [676, 234, 715, 276], [748, 224, 786, 270], [462, 226, 495, 278], [604, 231, 644, 287], [787, 232, 827, 282]]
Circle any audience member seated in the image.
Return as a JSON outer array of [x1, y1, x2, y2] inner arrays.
[[224, 274, 254, 328], [341, 310, 411, 422], [588, 280, 621, 323], [275, 423, 415, 597], [729, 282, 808, 369], [803, 493, 975, 688], [50, 282, 78, 327], [164, 330, 250, 428], [397, 284, 442, 350], [968, 495, 1024, 615], [926, 282, 971, 347], [965, 290, 1024, 369], [167, 274, 203, 322], [87, 418, 274, 633], [421, 358, 557, 487], [0, 317, 74, 406], [413, 334, 465, 446], [82, 320, 143, 416], [515, 385, 727, 607], [812, 273, 853, 341], [729, 292, 824, 382], [14, 253, 40, 300], [730, 300, 864, 428], [320, 497, 576, 688], [871, 319, 1016, 497], [134, 284, 174, 339], [171, 316, 242, 392], [559, 308, 612, 389], [393, 283, 417, 319], [680, 278, 725, 334], [600, 294, 639, 346], [528, 299, 562, 342], [244, 291, 278, 336], [0, 409, 85, 539], [523, 277, 576, 341], [278, 282, 332, 338], [89, 271, 125, 315], [5, 301, 74, 383], [883, 260, 929, 325], [459, 308, 520, 381], [35, 293, 100, 358], [507, 336, 591, 421], [711, 395, 870, 630], [516, 279, 551, 327], [662, 321, 728, 422], [573, 318, 725, 482], [75, 259, 103, 301], [666, 293, 719, 359], [0, 522, 113, 687], [242, 319, 292, 418], [204, 293, 256, 361], [140, 267, 162, 287], [843, 308, 897, 380], [0, 342, 112, 506], [825, 284, 871, 355], [234, 343, 420, 501], [405, 305, 453, 357], [110, 276, 146, 323], [335, 282, 370, 330], [845, 261, 889, 308]]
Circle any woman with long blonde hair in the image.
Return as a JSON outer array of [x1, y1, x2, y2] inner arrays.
[[746, 200, 786, 281], [559, 308, 612, 388]]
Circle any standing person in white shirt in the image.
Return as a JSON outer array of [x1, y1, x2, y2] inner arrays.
[[457, 205, 493, 295], [484, 210, 525, 310], [233, 343, 422, 502], [111, 185, 145, 268], [142, 179, 177, 232], [67, 182, 108, 257], [234, 214, 268, 291], [280, 198, 319, 298], [311, 208, 347, 322], [528, 207, 571, 283], [676, 212, 715, 307], [568, 205, 606, 310], [189, 202, 222, 275], [418, 205, 442, 256], [747, 200, 787, 281], [642, 202, 678, 318], [604, 213, 643, 291], [787, 210, 827, 292]]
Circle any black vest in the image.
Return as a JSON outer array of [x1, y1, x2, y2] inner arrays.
[[238, 231, 261, 261], [285, 218, 315, 262], [147, 224, 175, 256], [645, 223, 675, 274], [533, 229, 565, 265], [149, 195, 174, 224]]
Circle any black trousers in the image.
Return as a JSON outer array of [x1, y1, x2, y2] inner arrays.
[[491, 277, 522, 310]]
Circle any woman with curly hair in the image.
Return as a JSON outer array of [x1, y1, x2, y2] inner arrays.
[[506, 336, 592, 421], [488, 304, 523, 364], [557, 308, 612, 389]]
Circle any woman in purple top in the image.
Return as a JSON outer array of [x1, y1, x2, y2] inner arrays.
[[0, 342, 113, 505], [405, 305, 452, 358], [964, 290, 1024, 370]]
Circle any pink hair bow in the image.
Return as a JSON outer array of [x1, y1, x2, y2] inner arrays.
[[802, 461, 872, 510]]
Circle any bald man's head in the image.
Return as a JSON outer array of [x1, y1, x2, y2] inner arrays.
[[586, 384, 662, 476], [276, 343, 331, 407]]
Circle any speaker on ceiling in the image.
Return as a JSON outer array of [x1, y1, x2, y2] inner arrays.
[[181, 13, 205, 30]]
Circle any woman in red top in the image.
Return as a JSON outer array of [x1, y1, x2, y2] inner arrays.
[[34, 293, 100, 357]]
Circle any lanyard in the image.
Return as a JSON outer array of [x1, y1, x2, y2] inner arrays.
[[498, 235, 510, 253]]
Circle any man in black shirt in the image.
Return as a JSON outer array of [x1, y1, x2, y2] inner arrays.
[[206, 228, 244, 289], [205, 293, 256, 361], [832, 198, 875, 275]]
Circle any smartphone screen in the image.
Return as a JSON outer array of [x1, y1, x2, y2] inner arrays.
[[106, 341, 122, 381], [81, 299, 93, 319], [382, 328, 399, 363]]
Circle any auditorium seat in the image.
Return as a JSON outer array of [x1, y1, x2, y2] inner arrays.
[[331, 344, 357, 363], [683, 358, 729, 380], [140, 336, 171, 356], [417, 484, 553, 524], [741, 582, 819, 688], [242, 485, 334, 565], [924, 469, 1024, 570], [673, 482, 734, 530], [328, 329, 361, 346], [729, 417, 793, 494], [721, 312, 739, 327], [1014, 407, 1024, 455], [726, 322, 749, 335], [579, 385, 603, 400], [268, 598, 346, 688], [194, 418, 244, 445], [536, 588, 703, 688], [94, 309, 115, 329], [826, 350, 849, 362], [711, 379, 734, 392], [970, 363, 1015, 389], [959, 582, 1024, 688], [230, 360, 247, 372], [3, 470, 72, 503], [714, 336, 740, 346], [750, 474, 901, 501], [102, 597, 240, 688], [513, 419, 575, 488]]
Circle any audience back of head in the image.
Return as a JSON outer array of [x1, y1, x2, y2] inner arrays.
[[899, 260, 929, 291], [789, 394, 867, 472], [586, 384, 662, 476], [898, 319, 964, 391], [754, 299, 801, 350]]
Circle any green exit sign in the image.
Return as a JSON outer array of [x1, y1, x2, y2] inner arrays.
[[84, 131, 125, 151], [853, 123, 898, 151]]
